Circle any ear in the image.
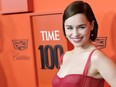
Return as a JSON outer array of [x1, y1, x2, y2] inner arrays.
[[91, 20, 94, 31]]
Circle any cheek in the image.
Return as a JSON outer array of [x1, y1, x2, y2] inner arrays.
[[78, 30, 87, 36], [83, 29, 91, 35], [83, 31, 91, 39], [65, 30, 72, 36]]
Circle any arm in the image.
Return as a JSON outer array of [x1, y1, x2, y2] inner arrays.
[[92, 50, 116, 87]]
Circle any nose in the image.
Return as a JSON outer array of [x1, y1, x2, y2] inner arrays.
[[72, 28, 79, 36]]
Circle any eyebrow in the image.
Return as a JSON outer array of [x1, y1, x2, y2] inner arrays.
[[65, 24, 86, 27]]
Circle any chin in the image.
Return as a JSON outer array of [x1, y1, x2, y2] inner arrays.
[[74, 44, 83, 47], [71, 42, 83, 47]]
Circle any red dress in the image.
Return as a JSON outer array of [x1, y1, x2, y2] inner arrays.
[[52, 49, 104, 87]]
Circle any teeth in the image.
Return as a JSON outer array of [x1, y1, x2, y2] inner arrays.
[[71, 37, 83, 42], [74, 38, 80, 40], [73, 38, 81, 41]]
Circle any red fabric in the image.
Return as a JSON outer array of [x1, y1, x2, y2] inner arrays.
[[52, 49, 104, 87]]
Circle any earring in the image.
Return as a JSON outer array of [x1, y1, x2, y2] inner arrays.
[[91, 33, 94, 36]]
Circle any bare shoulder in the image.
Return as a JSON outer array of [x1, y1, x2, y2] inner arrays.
[[63, 50, 73, 57], [91, 49, 116, 68], [62, 50, 74, 62], [91, 49, 116, 86], [92, 49, 109, 61]]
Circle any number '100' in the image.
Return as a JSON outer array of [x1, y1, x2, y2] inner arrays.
[[39, 45, 63, 69]]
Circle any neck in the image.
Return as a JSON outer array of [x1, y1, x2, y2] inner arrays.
[[73, 41, 93, 53]]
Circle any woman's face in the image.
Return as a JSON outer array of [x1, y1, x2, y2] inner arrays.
[[64, 13, 93, 47]]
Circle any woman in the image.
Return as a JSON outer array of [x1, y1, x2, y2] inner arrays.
[[52, 1, 116, 87]]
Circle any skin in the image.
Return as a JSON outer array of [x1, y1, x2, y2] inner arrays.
[[57, 13, 116, 87]]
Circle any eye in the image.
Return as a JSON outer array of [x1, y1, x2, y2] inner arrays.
[[66, 26, 73, 30], [79, 26, 86, 29], [80, 26, 85, 29]]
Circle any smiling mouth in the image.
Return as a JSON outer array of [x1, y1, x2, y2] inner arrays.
[[70, 37, 83, 43]]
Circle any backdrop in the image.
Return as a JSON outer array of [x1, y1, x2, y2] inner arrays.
[[0, 0, 116, 87]]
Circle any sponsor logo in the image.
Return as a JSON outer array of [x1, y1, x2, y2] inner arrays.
[[93, 37, 107, 49], [12, 51, 30, 61], [12, 39, 28, 51]]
